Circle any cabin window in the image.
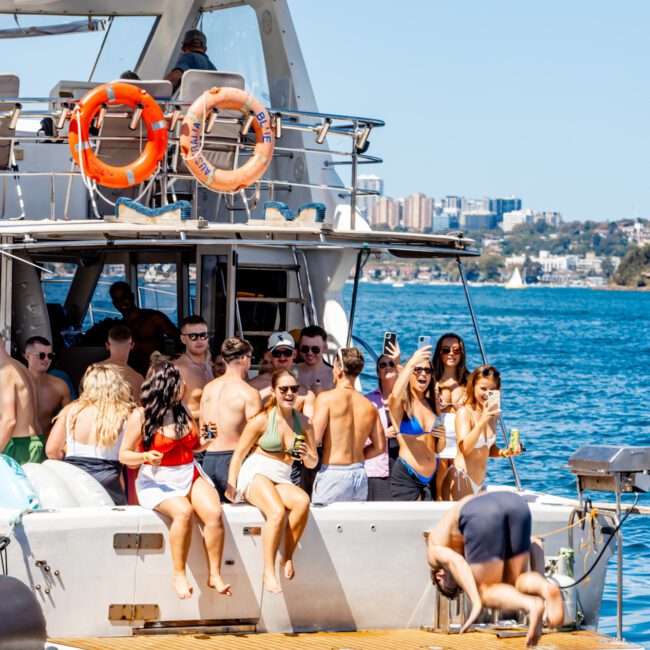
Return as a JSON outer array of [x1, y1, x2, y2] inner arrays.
[[137, 263, 178, 326], [90, 15, 159, 83], [200, 255, 228, 356], [200, 5, 270, 102]]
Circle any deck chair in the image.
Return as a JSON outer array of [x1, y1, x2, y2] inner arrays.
[[172, 70, 246, 222], [0, 74, 23, 219], [93, 80, 173, 216]]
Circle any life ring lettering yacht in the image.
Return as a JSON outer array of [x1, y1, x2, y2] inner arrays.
[[0, 1, 648, 648]]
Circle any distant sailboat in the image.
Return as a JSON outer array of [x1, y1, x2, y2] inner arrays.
[[505, 266, 525, 290]]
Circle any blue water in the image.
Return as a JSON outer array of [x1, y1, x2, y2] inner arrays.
[[345, 283, 650, 644]]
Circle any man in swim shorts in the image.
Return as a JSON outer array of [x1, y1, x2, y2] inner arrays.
[[425, 490, 564, 646], [0, 331, 44, 464], [295, 325, 333, 392], [311, 348, 384, 505], [24, 336, 71, 437], [199, 338, 261, 500]]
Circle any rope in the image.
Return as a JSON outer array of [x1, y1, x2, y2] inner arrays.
[[539, 509, 597, 539]]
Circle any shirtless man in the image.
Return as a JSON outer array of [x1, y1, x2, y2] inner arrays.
[[24, 336, 71, 437], [199, 338, 262, 500], [109, 281, 180, 375], [97, 325, 145, 402], [173, 316, 214, 422], [426, 491, 564, 646], [295, 325, 333, 393], [311, 348, 385, 504], [249, 332, 315, 417], [0, 331, 43, 464]]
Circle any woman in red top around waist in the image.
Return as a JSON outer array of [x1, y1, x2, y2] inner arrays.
[[120, 359, 231, 600]]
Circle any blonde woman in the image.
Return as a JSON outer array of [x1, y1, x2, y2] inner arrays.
[[226, 370, 317, 594], [46, 363, 135, 505]]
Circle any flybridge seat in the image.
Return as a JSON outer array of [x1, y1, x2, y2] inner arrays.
[[0, 74, 22, 219], [172, 70, 247, 221], [94, 80, 173, 214]]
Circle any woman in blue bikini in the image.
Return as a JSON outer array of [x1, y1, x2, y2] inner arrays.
[[387, 345, 446, 500]]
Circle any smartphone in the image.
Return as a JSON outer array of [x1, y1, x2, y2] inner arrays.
[[202, 424, 216, 440], [418, 335, 431, 349], [383, 331, 397, 355], [430, 415, 445, 436], [487, 390, 501, 410]]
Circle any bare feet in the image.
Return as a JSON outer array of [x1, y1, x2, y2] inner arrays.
[[526, 596, 545, 647], [172, 573, 193, 600], [279, 556, 295, 580], [208, 574, 233, 596], [544, 582, 565, 629], [263, 570, 282, 594]]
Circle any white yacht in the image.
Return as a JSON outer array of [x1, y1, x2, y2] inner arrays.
[[0, 2, 644, 648]]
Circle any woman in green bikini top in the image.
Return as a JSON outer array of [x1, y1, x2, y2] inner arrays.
[[227, 370, 317, 594]]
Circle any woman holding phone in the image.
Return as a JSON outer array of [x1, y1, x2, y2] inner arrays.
[[432, 333, 470, 499], [442, 365, 520, 500], [364, 337, 402, 500], [387, 344, 445, 501]]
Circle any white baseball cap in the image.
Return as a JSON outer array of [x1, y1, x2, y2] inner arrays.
[[268, 331, 295, 352]]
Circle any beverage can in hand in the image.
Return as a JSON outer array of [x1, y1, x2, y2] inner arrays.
[[290, 432, 306, 461], [509, 428, 520, 452]]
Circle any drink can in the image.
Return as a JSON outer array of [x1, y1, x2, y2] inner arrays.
[[509, 428, 520, 452], [291, 432, 306, 461]]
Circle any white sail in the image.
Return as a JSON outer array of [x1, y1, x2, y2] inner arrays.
[[505, 266, 525, 289]]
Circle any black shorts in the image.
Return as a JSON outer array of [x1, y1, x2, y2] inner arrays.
[[367, 476, 392, 501], [201, 450, 234, 501], [390, 457, 435, 501], [459, 491, 532, 565]]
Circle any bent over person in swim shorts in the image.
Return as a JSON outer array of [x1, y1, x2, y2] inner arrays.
[[425, 491, 564, 646]]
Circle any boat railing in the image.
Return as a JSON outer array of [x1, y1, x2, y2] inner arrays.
[[0, 96, 384, 224]]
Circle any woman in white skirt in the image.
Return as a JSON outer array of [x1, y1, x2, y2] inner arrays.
[[120, 359, 231, 600], [226, 370, 317, 594]]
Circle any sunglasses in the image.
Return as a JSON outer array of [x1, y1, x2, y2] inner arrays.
[[185, 332, 208, 341], [378, 360, 396, 369], [278, 385, 299, 394], [271, 348, 293, 358], [441, 345, 461, 355], [300, 345, 321, 355], [412, 366, 432, 375], [29, 351, 56, 360], [480, 368, 500, 378]]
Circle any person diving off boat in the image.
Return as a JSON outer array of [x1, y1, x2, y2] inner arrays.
[[425, 490, 564, 646]]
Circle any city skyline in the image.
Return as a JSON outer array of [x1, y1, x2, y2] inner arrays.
[[289, 0, 650, 223]]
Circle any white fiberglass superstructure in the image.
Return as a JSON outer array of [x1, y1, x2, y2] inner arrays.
[[0, 0, 625, 645]]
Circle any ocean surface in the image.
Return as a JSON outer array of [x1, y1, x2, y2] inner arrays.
[[345, 283, 649, 644], [54, 280, 649, 642]]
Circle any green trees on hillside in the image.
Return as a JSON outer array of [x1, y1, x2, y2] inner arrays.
[[613, 245, 650, 287]]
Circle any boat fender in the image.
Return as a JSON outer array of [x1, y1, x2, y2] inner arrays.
[[0, 576, 47, 650], [261, 201, 326, 224], [0, 455, 40, 511], [547, 547, 579, 628], [180, 86, 274, 193], [43, 459, 113, 507], [22, 462, 80, 509], [69, 82, 168, 189]]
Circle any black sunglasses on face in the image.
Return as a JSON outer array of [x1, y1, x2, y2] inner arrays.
[[185, 332, 209, 341], [412, 366, 432, 375], [271, 348, 293, 358], [441, 345, 461, 355], [300, 345, 321, 355], [378, 360, 396, 369], [30, 352, 55, 360], [480, 368, 500, 378], [278, 385, 299, 394]]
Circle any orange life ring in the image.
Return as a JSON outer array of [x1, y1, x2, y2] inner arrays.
[[179, 87, 274, 193], [69, 82, 168, 189]]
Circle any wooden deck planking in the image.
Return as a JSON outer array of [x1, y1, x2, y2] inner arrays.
[[49, 629, 639, 650]]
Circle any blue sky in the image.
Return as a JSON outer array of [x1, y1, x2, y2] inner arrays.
[[289, 0, 649, 222], [2, 2, 647, 223]]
